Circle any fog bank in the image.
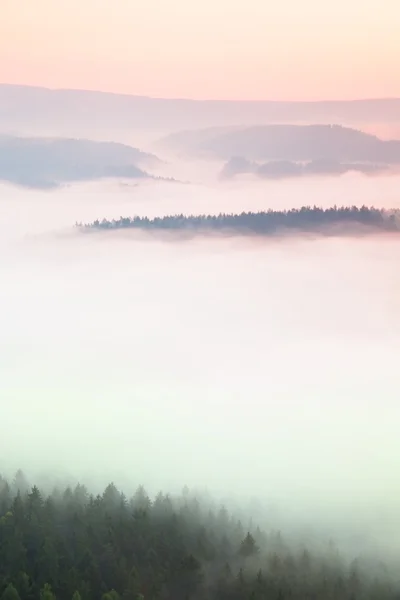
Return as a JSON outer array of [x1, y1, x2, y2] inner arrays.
[[1, 176, 400, 553]]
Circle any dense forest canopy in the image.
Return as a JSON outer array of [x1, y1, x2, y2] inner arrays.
[[0, 471, 399, 600], [79, 205, 400, 236]]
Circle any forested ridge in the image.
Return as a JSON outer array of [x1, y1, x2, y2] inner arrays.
[[80, 206, 400, 236], [0, 471, 398, 600]]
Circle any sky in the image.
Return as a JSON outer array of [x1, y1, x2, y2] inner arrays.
[[1, 0, 400, 101]]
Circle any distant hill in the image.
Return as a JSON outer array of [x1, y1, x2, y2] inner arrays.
[[1, 84, 400, 138], [160, 124, 400, 163], [220, 156, 388, 180], [0, 135, 160, 188]]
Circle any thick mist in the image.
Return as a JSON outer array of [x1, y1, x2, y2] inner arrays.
[[1, 174, 400, 555]]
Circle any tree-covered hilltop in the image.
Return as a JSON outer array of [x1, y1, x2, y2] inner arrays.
[[0, 136, 162, 189], [0, 471, 398, 600], [79, 205, 400, 236]]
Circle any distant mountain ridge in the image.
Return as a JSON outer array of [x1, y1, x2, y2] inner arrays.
[[160, 124, 400, 163], [1, 84, 400, 136]]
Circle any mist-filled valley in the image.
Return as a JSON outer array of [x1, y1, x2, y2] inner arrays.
[[2, 87, 400, 597], [2, 169, 400, 558], [3, 0, 400, 591]]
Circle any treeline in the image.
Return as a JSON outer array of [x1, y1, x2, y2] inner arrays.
[[0, 471, 398, 600], [79, 206, 400, 236]]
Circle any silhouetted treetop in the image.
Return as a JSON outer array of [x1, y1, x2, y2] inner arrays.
[[79, 205, 400, 237], [0, 470, 398, 600]]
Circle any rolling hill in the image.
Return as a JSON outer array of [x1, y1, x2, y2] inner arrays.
[[159, 124, 400, 163], [0, 135, 160, 188]]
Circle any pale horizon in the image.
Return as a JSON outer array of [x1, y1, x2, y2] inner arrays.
[[1, 80, 400, 103], [1, 0, 400, 102]]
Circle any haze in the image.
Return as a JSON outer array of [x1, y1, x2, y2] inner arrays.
[[1, 173, 400, 554], [3, 1, 400, 585]]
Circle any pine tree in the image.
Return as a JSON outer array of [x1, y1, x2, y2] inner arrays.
[[40, 583, 56, 600], [1, 584, 21, 600], [102, 591, 120, 600], [239, 533, 259, 558]]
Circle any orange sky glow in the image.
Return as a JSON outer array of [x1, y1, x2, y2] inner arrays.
[[1, 0, 400, 101]]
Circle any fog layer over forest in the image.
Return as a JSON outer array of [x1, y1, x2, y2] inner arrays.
[[1, 174, 400, 555]]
